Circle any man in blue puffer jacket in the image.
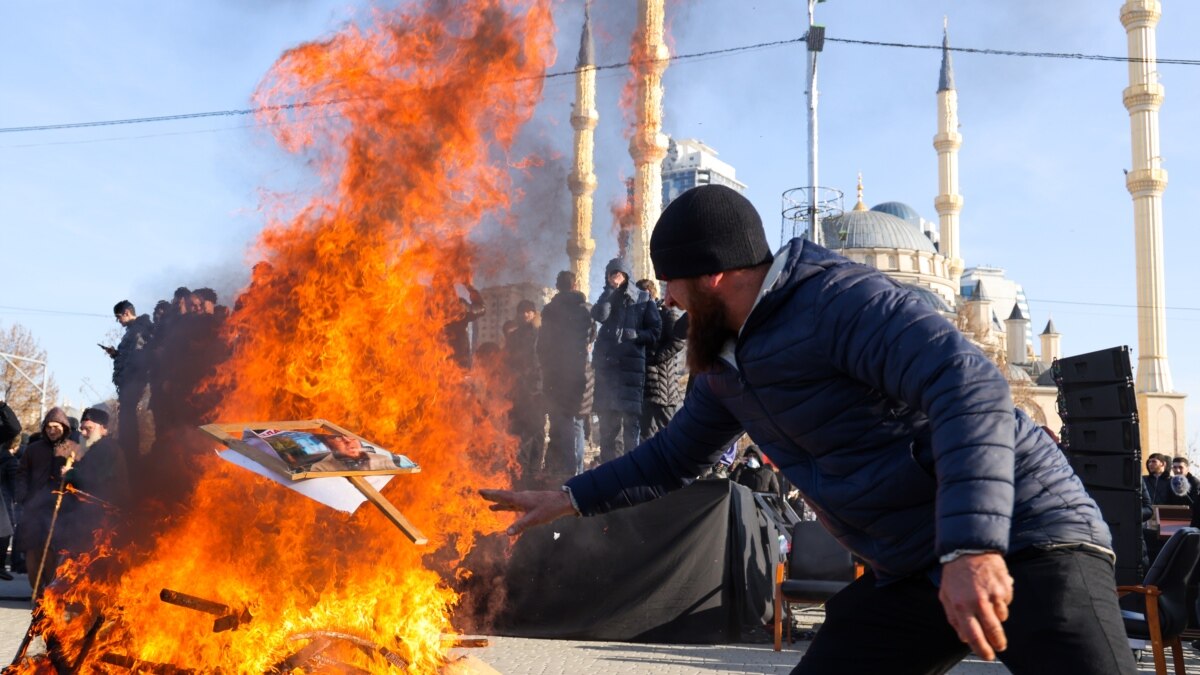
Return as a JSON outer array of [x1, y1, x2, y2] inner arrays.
[[483, 185, 1134, 674]]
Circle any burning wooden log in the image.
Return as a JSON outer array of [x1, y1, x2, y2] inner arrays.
[[441, 636, 489, 648], [212, 608, 254, 633], [159, 588, 253, 633], [99, 652, 196, 674], [70, 613, 105, 671], [159, 588, 229, 616], [288, 630, 408, 670], [269, 635, 333, 673], [308, 654, 372, 674]]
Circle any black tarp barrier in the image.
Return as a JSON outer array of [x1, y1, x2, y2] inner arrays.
[[496, 479, 780, 643]]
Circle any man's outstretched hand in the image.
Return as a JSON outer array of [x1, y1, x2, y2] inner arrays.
[[479, 489, 578, 536], [938, 552, 1014, 661]]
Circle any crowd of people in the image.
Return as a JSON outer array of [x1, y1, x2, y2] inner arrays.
[[449, 260, 812, 502], [469, 265, 688, 486], [0, 287, 230, 594]]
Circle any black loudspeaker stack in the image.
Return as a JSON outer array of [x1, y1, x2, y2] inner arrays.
[[1053, 345, 1144, 586]]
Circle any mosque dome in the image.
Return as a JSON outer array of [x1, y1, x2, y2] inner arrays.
[[1006, 364, 1033, 383], [820, 209, 938, 254], [871, 201, 924, 228], [900, 283, 953, 313]]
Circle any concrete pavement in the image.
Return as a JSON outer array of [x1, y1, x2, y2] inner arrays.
[[0, 571, 1184, 673]]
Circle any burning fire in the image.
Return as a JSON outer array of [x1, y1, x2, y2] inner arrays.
[[22, 0, 555, 671]]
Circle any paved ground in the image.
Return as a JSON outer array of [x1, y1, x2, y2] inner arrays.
[[0, 572, 1188, 673]]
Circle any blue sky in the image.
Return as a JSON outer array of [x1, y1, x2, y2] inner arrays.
[[3, 1, 1200, 446]]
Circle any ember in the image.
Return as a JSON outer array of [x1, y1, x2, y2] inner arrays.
[[13, 0, 556, 671]]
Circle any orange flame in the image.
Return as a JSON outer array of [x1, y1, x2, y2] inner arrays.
[[21, 1, 556, 672]]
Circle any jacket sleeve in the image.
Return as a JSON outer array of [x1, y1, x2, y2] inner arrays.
[[566, 373, 743, 515], [15, 449, 30, 505], [813, 267, 1016, 558], [647, 308, 685, 366], [632, 299, 662, 346], [591, 289, 614, 323]]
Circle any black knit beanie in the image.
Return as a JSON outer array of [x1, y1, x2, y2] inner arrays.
[[649, 185, 772, 280]]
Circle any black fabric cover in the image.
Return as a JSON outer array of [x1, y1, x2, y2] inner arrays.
[[497, 479, 779, 643]]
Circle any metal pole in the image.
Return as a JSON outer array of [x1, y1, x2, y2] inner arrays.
[[0, 352, 49, 420], [806, 0, 821, 246], [39, 362, 47, 422]]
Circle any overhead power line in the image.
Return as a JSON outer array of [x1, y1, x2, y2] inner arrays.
[[1, 34, 1195, 136]]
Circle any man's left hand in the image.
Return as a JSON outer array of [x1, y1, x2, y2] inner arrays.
[[938, 552, 1013, 661]]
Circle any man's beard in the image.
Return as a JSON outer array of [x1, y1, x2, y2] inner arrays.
[[684, 281, 736, 374]]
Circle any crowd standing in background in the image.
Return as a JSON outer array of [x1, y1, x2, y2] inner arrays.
[[0, 262, 770, 592]]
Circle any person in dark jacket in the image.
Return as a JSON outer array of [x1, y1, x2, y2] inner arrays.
[[730, 446, 779, 495], [1167, 457, 1200, 506], [506, 300, 544, 480], [636, 279, 686, 441], [60, 407, 129, 555], [483, 185, 1135, 674], [1143, 452, 1172, 505], [442, 279, 486, 368], [107, 300, 153, 461], [538, 271, 594, 477], [14, 407, 78, 591], [0, 401, 19, 452], [591, 258, 661, 463]]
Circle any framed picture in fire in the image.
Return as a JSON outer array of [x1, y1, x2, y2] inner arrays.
[[201, 419, 419, 481]]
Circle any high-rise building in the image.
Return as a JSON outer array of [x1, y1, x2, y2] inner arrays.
[[660, 138, 747, 207]]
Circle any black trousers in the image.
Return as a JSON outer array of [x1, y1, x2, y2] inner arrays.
[[793, 548, 1137, 675]]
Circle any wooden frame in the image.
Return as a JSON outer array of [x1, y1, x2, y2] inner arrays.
[[203, 419, 427, 545]]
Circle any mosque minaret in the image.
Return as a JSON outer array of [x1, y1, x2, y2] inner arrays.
[[628, 0, 669, 282], [1120, 0, 1185, 453], [933, 23, 964, 290], [1121, 0, 1172, 393], [567, 3, 598, 299]]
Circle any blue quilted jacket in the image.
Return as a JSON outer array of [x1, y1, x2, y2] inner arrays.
[[566, 239, 1111, 582]]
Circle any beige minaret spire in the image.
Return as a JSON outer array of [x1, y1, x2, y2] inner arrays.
[[1121, 0, 1184, 456], [1005, 304, 1029, 366], [568, 2, 598, 299], [1039, 318, 1061, 367], [628, 0, 669, 282], [934, 19, 964, 288], [1121, 0, 1172, 394]]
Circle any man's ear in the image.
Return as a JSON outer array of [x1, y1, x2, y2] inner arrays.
[[702, 272, 725, 291]]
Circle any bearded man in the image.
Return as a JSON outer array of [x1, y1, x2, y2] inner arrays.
[[481, 184, 1134, 674]]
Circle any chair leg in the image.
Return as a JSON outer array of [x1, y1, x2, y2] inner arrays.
[[773, 564, 783, 652], [1170, 636, 1186, 675], [786, 603, 793, 644], [1146, 596, 1168, 675]]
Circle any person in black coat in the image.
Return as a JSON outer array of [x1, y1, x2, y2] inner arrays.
[[538, 272, 594, 477], [731, 446, 780, 495], [107, 300, 153, 461], [14, 407, 78, 590], [1142, 453, 1172, 505], [636, 279, 686, 441], [60, 407, 129, 557], [506, 300, 544, 479], [591, 258, 661, 463]]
